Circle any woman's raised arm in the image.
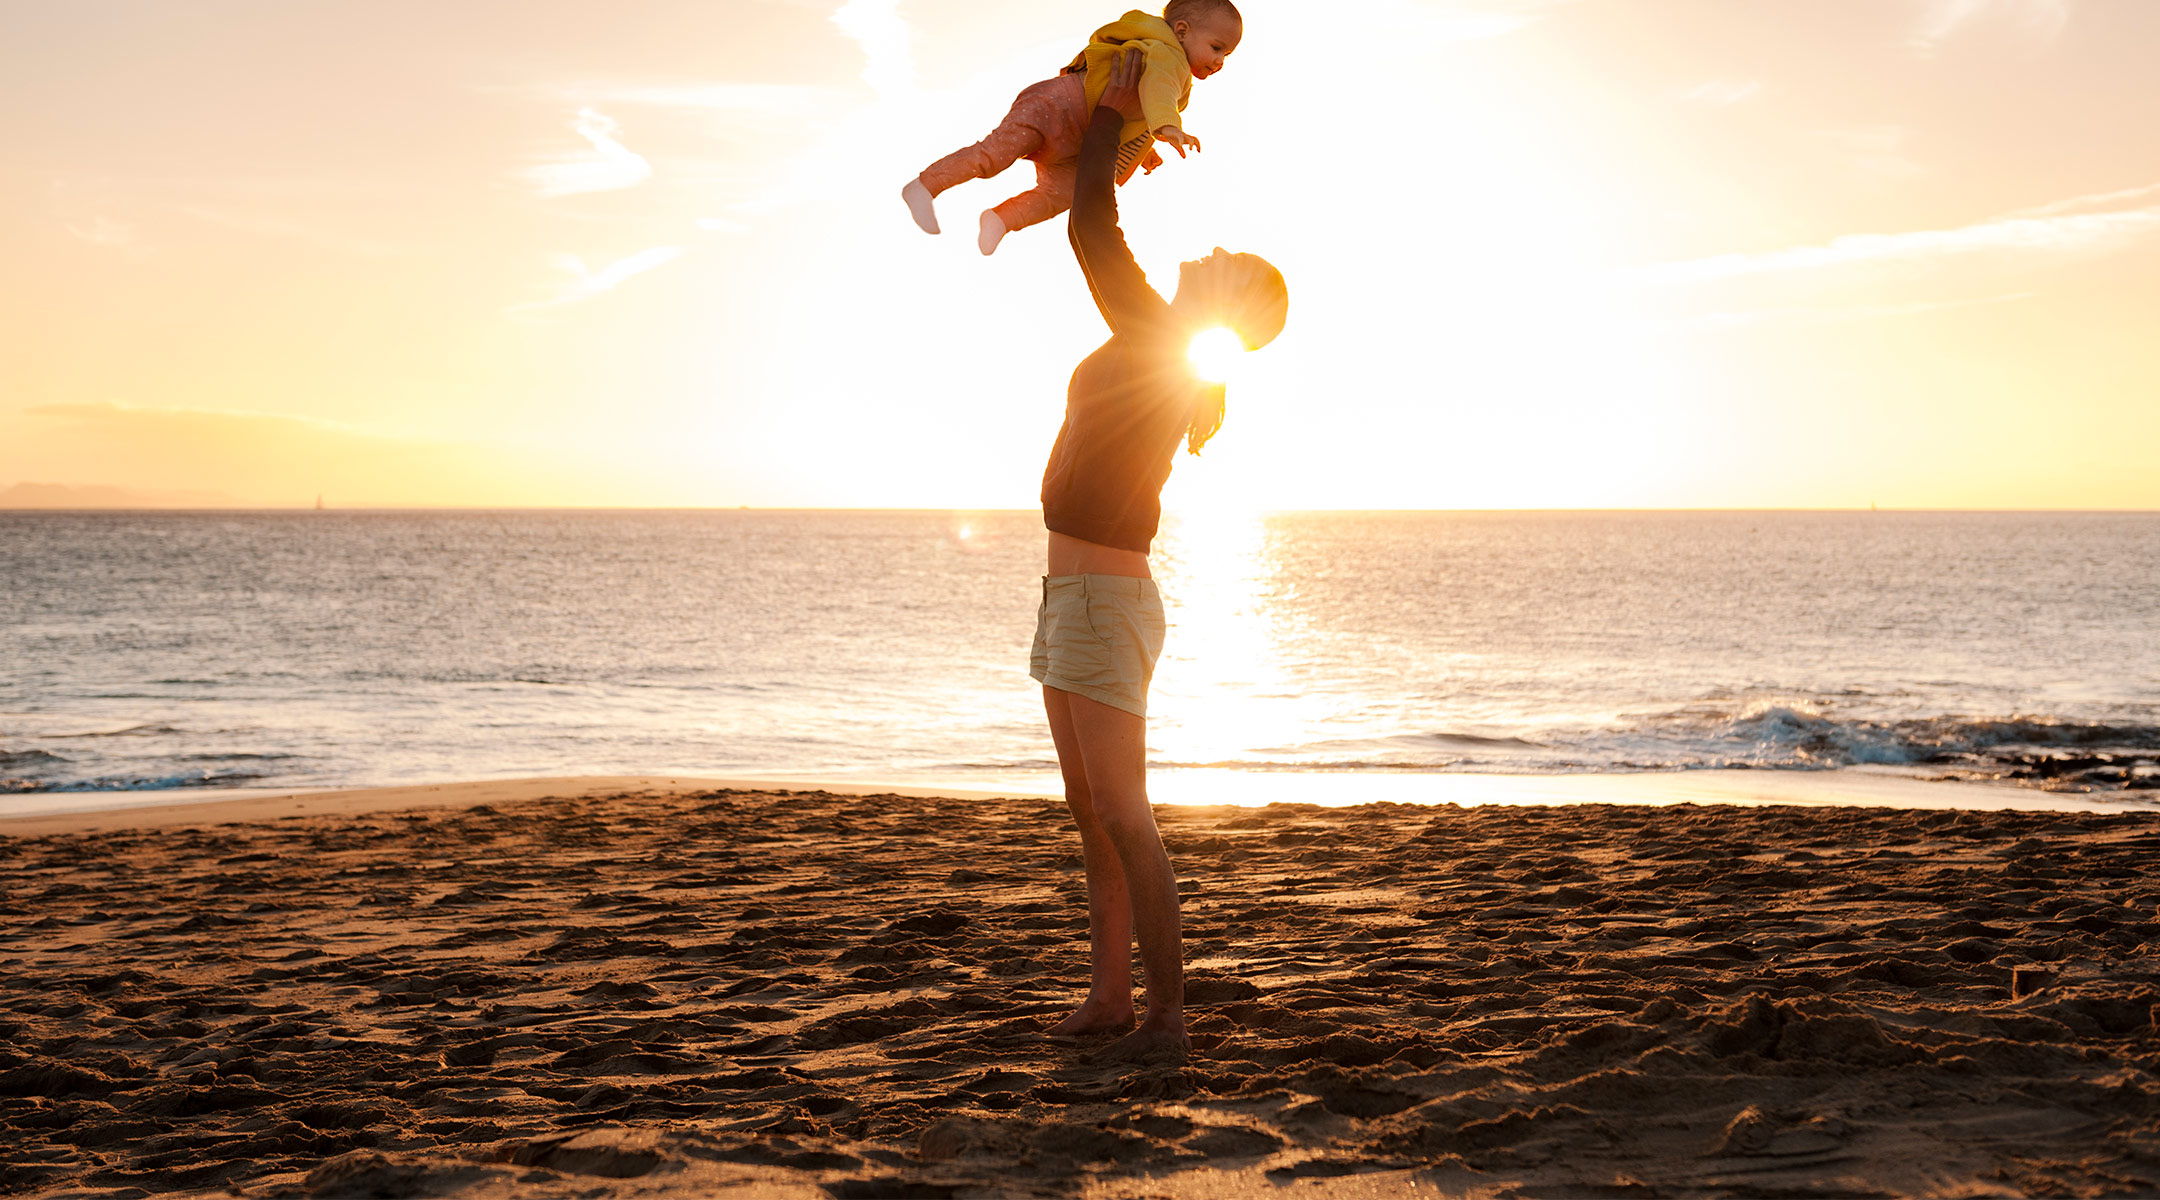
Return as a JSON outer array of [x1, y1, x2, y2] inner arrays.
[[1068, 47, 1176, 338]]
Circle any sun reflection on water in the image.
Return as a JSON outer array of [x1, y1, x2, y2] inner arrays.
[[1149, 507, 1329, 768]]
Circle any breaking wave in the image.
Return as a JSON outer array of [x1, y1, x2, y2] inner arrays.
[[0, 770, 269, 795], [1697, 705, 2160, 789]]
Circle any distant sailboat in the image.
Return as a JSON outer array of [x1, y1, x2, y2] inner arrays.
[[315, 494, 324, 511]]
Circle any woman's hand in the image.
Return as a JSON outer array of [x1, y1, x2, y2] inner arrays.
[[1098, 45, 1144, 122]]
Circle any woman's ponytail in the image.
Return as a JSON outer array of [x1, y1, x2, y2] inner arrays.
[[1187, 382, 1226, 455]]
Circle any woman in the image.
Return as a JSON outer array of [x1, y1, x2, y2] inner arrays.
[[1032, 47, 1288, 1061]]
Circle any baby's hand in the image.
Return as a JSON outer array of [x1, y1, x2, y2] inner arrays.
[[1154, 127, 1202, 158], [1140, 146, 1165, 174]]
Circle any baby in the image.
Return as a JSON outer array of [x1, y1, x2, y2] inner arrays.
[[901, 0, 1243, 256]]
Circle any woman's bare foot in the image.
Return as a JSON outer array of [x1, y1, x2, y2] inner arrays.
[[1099, 1017, 1189, 1063], [1046, 996, 1135, 1038]]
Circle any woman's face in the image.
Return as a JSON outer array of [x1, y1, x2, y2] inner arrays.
[[1176, 248, 1253, 312], [1175, 248, 1286, 349], [1184, 247, 1233, 273], [1177, 247, 1233, 298]]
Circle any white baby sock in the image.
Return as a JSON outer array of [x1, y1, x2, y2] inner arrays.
[[902, 178, 938, 235], [978, 211, 1008, 257]]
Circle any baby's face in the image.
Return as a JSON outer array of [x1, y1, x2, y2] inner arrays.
[[1174, 11, 1242, 80]]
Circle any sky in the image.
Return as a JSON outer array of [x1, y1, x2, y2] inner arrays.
[[3, 0, 2157, 509]]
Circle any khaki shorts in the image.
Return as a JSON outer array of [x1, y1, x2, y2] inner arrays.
[[1030, 574, 1167, 718]]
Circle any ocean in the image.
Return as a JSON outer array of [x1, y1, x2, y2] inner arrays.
[[3, 509, 2157, 810]]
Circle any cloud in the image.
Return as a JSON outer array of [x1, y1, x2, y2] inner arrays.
[[1997, 180, 2160, 221], [522, 107, 652, 197], [552, 81, 841, 114], [510, 245, 685, 315], [1814, 125, 1923, 178], [489, 80, 841, 116], [487, 78, 842, 237], [52, 179, 150, 256], [830, 0, 916, 98], [176, 205, 401, 255], [65, 215, 141, 251], [1912, 0, 2072, 52], [49, 173, 429, 258], [1678, 79, 1764, 106], [1664, 291, 2036, 331], [1335, 0, 1584, 44], [1638, 204, 2160, 286]]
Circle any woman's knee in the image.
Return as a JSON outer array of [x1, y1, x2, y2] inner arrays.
[[1089, 793, 1157, 848], [1063, 788, 1101, 828]]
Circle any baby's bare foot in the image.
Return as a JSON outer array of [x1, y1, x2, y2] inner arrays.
[[1046, 997, 1135, 1038]]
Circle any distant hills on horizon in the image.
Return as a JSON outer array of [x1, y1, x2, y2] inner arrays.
[[0, 482, 256, 509]]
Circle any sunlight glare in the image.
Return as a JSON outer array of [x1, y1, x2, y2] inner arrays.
[[1148, 509, 1335, 770], [1188, 327, 1244, 384], [944, 511, 1001, 554]]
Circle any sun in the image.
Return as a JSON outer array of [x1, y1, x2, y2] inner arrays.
[[1188, 327, 1244, 383]]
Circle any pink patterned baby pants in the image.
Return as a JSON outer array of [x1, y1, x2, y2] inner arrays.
[[918, 73, 1142, 234]]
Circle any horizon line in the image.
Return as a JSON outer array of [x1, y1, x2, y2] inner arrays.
[[6, 504, 2160, 515]]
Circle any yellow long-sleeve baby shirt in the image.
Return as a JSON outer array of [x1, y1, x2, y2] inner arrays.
[[1065, 10, 1193, 148]]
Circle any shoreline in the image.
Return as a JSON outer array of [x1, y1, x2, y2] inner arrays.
[[2, 767, 2154, 837]]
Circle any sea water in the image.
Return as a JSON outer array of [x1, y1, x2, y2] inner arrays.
[[3, 510, 2157, 808]]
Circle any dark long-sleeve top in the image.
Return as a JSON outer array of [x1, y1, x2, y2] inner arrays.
[[1039, 105, 1203, 554]]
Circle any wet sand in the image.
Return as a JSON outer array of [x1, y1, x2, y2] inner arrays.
[[2, 782, 2156, 1197]]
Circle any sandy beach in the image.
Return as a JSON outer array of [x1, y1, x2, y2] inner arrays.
[[2, 779, 2157, 1198]]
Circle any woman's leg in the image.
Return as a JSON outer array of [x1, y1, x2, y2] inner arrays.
[[1042, 685, 1138, 1034], [1051, 687, 1187, 1058]]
